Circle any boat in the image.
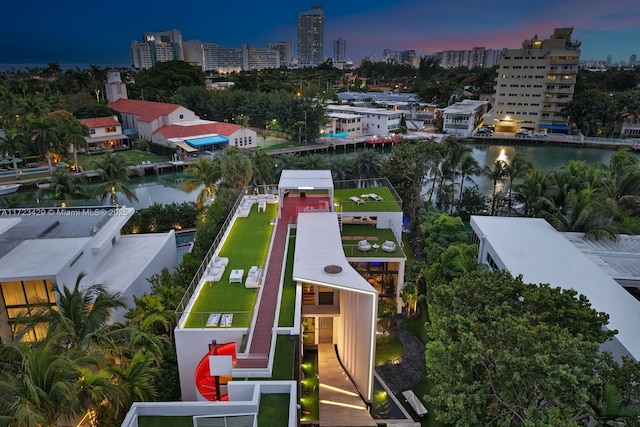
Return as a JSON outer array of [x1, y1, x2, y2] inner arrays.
[[0, 183, 21, 196]]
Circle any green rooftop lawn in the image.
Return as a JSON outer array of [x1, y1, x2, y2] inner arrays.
[[184, 203, 277, 328], [334, 186, 401, 213], [138, 417, 192, 427], [278, 234, 296, 327], [257, 394, 291, 427], [340, 223, 405, 258]]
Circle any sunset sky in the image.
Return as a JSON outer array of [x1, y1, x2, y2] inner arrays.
[[2, 0, 639, 67]]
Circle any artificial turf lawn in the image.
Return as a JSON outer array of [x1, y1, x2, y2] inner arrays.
[[257, 393, 291, 426], [333, 186, 402, 213], [184, 203, 277, 328], [278, 234, 297, 327]]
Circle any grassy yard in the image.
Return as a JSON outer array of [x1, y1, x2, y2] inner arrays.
[[375, 334, 403, 365], [341, 223, 405, 258], [184, 203, 277, 328], [271, 335, 296, 380]]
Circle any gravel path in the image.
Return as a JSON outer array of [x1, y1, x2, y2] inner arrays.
[[375, 320, 427, 393]]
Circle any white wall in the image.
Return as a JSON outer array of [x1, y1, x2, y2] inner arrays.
[[228, 128, 258, 149]]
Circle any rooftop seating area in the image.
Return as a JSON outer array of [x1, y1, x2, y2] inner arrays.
[[182, 201, 276, 328], [340, 224, 404, 258], [334, 187, 401, 213]]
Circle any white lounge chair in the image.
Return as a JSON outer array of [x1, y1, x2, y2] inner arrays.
[[358, 240, 372, 252], [245, 266, 261, 288], [349, 196, 365, 205], [381, 240, 396, 253], [369, 193, 383, 201]]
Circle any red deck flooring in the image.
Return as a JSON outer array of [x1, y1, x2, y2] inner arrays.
[[236, 195, 330, 369]]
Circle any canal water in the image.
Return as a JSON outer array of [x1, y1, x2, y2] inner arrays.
[[8, 144, 637, 209]]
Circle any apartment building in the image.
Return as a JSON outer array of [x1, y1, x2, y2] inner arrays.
[[268, 40, 294, 68], [298, 5, 324, 67], [439, 99, 489, 137], [183, 41, 280, 72], [325, 105, 402, 134], [485, 27, 581, 133]]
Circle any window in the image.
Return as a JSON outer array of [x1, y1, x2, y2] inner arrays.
[[90, 129, 96, 134], [105, 127, 116, 133]]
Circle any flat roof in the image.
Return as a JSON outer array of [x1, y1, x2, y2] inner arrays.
[[326, 105, 402, 116], [471, 216, 640, 361], [279, 170, 333, 191], [293, 212, 376, 295]]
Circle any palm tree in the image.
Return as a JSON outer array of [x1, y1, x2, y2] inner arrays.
[[328, 155, 353, 181], [483, 160, 507, 215], [16, 273, 126, 352], [27, 114, 60, 173], [0, 331, 83, 426], [36, 169, 88, 207], [457, 153, 481, 206], [251, 150, 276, 192], [58, 119, 89, 170], [0, 127, 27, 180], [182, 157, 221, 209], [219, 147, 253, 190], [503, 154, 532, 215], [351, 149, 383, 185], [590, 382, 640, 425], [515, 168, 555, 217], [602, 149, 640, 216], [91, 152, 139, 206], [300, 153, 329, 170], [275, 152, 300, 176], [106, 353, 158, 420]]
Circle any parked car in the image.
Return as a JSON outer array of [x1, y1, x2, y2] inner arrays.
[[476, 128, 492, 135], [515, 130, 532, 138], [533, 131, 548, 137]]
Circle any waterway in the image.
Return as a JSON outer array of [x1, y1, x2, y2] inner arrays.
[[6, 144, 637, 209]]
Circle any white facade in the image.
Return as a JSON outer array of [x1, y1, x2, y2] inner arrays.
[[325, 113, 362, 136], [130, 29, 184, 69], [109, 99, 198, 141], [439, 99, 489, 137], [0, 208, 177, 343], [78, 116, 127, 150], [325, 105, 402, 135], [435, 47, 503, 69], [105, 70, 127, 103], [470, 216, 640, 362], [184, 41, 280, 72], [268, 40, 294, 67], [486, 27, 580, 132]]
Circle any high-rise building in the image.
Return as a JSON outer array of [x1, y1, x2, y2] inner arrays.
[[268, 40, 293, 67], [130, 29, 184, 69], [435, 47, 503, 69], [333, 38, 346, 62], [297, 5, 324, 67], [630, 54, 637, 67], [485, 27, 581, 133]]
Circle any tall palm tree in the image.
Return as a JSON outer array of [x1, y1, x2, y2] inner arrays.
[[27, 114, 60, 173], [0, 127, 27, 180], [483, 160, 507, 215], [503, 154, 532, 215], [275, 152, 300, 176], [457, 153, 481, 205], [36, 169, 88, 207], [251, 150, 276, 191], [58, 119, 89, 170], [219, 147, 253, 190], [300, 153, 329, 170], [91, 152, 139, 206], [182, 157, 221, 209], [329, 155, 353, 181], [602, 149, 640, 216], [515, 168, 555, 217], [106, 353, 158, 421]]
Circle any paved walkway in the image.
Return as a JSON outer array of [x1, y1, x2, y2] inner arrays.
[[317, 344, 377, 427]]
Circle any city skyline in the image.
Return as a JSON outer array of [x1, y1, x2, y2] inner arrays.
[[2, 0, 639, 67]]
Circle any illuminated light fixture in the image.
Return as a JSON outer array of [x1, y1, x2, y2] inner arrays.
[[298, 186, 314, 190], [319, 400, 366, 410], [319, 383, 359, 397]]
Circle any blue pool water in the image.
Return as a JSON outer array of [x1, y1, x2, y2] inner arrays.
[[0, 167, 49, 177]]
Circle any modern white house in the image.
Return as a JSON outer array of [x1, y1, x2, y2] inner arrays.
[[78, 116, 128, 151], [323, 112, 363, 137], [438, 99, 489, 137], [0, 207, 177, 344], [124, 170, 411, 426], [470, 216, 640, 362], [325, 105, 402, 135]]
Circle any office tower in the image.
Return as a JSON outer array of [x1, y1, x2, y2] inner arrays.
[[297, 5, 324, 67], [333, 38, 346, 62], [382, 49, 417, 66], [630, 54, 637, 67], [487, 27, 581, 133], [130, 29, 184, 69], [268, 40, 293, 67]]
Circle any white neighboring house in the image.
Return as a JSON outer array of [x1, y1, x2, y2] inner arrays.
[[324, 112, 363, 137], [470, 216, 640, 362], [154, 121, 258, 153], [78, 116, 128, 152], [439, 99, 489, 137], [0, 207, 177, 344], [619, 112, 640, 139], [325, 105, 402, 135]]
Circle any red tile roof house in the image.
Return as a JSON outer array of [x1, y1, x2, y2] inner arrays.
[[108, 99, 257, 153], [78, 116, 128, 152]]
